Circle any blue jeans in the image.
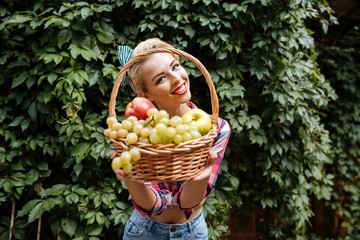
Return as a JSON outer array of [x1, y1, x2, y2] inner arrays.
[[123, 209, 208, 240]]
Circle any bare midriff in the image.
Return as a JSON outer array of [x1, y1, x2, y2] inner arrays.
[[150, 202, 204, 224]]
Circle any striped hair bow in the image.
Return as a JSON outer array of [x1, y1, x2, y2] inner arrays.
[[115, 45, 137, 94]]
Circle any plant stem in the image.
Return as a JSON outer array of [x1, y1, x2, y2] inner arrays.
[[9, 202, 15, 240]]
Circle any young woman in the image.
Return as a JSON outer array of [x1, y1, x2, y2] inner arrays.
[[111, 38, 231, 240]]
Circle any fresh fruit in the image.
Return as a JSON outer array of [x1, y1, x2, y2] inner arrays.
[[105, 108, 202, 144], [106, 107, 209, 175], [138, 137, 149, 143], [129, 148, 141, 161], [122, 162, 133, 174], [121, 120, 133, 131], [182, 132, 192, 142], [181, 109, 212, 135], [149, 132, 161, 144], [140, 127, 151, 138], [110, 130, 118, 139], [165, 127, 176, 138], [155, 123, 167, 133], [106, 117, 118, 127], [126, 132, 138, 144], [157, 110, 169, 119], [147, 108, 158, 117], [111, 157, 122, 169], [176, 124, 186, 134], [169, 116, 183, 127], [111, 122, 122, 131], [125, 97, 157, 120], [117, 128, 128, 138], [190, 130, 202, 139], [120, 151, 132, 164], [104, 128, 111, 137], [133, 123, 143, 135], [127, 116, 138, 123], [173, 134, 182, 144]]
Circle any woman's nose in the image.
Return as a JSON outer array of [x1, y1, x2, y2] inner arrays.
[[169, 73, 181, 85]]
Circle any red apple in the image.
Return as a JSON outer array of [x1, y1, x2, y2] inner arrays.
[[125, 97, 157, 120]]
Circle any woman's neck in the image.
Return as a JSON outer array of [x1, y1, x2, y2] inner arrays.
[[163, 103, 191, 118]]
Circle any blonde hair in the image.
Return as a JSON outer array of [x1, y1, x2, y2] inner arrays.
[[130, 38, 179, 93]]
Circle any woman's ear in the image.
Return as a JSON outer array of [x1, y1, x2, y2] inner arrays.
[[138, 91, 147, 98], [138, 91, 157, 108], [139, 91, 154, 102]]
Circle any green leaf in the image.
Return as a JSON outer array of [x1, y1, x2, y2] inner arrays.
[[88, 70, 100, 87], [72, 143, 91, 163], [69, 44, 81, 59], [17, 199, 42, 217], [61, 217, 77, 237], [74, 188, 87, 195], [47, 73, 58, 85], [184, 25, 195, 38], [70, 193, 79, 203], [28, 202, 45, 223], [8, 15, 33, 24], [80, 7, 94, 20], [9, 115, 25, 127], [11, 73, 28, 89], [80, 47, 96, 61], [87, 224, 103, 236], [96, 31, 114, 44], [28, 102, 37, 120], [58, 29, 72, 48], [39, 184, 67, 197]]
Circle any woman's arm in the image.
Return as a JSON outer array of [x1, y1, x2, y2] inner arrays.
[[178, 117, 231, 209], [178, 152, 217, 209], [112, 151, 157, 212]]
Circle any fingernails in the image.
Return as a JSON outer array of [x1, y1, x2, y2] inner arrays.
[[110, 150, 117, 158]]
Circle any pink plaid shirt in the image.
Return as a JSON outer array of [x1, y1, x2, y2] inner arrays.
[[132, 102, 231, 219]]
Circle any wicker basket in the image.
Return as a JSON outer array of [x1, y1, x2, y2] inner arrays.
[[109, 47, 219, 183]]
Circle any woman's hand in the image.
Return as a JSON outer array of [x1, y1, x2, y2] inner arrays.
[[191, 151, 217, 182], [109, 150, 157, 211], [178, 151, 218, 209], [110, 150, 132, 183]]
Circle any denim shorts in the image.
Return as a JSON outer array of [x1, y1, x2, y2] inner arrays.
[[123, 209, 208, 240]]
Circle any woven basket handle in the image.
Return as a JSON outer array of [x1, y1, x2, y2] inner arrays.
[[109, 47, 219, 125]]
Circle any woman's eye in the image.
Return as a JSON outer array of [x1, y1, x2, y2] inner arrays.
[[156, 76, 165, 85], [173, 64, 180, 70]]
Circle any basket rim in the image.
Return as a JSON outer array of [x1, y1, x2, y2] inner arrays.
[[112, 124, 218, 155], [109, 47, 219, 125]]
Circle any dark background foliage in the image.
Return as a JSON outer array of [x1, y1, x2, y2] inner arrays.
[[0, 0, 359, 239]]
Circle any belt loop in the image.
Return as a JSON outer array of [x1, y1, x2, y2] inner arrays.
[[187, 221, 192, 234], [146, 219, 155, 232]]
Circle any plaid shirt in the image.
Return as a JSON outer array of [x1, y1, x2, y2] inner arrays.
[[132, 102, 231, 219]]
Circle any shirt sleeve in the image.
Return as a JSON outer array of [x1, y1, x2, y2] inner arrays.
[[174, 117, 231, 218], [131, 182, 167, 218], [206, 117, 231, 194]]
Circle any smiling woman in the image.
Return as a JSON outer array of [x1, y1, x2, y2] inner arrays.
[[139, 53, 192, 117], [110, 38, 231, 240]]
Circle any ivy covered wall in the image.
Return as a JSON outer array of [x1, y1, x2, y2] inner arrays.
[[1, 0, 358, 239]]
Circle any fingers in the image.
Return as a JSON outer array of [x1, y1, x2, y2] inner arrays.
[[113, 168, 126, 180], [110, 151, 127, 181], [209, 151, 218, 160], [191, 153, 217, 182], [110, 150, 117, 158], [207, 151, 217, 166]]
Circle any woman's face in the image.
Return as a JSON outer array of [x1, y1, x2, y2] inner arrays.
[[140, 53, 191, 111]]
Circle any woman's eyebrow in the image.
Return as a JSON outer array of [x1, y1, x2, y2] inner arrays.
[[170, 59, 176, 66], [151, 60, 177, 82], [151, 72, 163, 82]]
